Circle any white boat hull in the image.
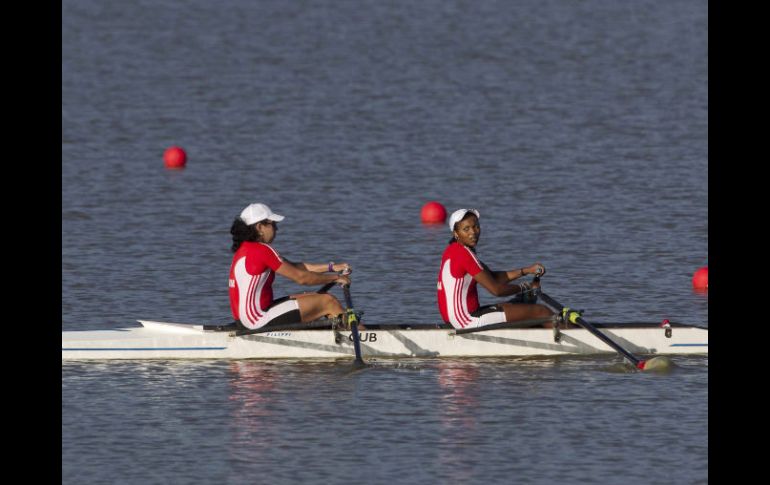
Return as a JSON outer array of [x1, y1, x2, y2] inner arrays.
[[62, 320, 708, 361]]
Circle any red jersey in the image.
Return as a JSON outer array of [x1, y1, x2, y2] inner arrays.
[[229, 242, 284, 326], [437, 242, 484, 328]]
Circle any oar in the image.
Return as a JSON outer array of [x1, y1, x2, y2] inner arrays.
[[318, 265, 349, 294], [537, 291, 672, 371], [317, 281, 336, 294], [341, 284, 366, 368]]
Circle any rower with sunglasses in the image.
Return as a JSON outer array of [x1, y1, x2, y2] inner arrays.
[[228, 203, 351, 332]]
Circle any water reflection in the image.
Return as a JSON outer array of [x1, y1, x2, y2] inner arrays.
[[434, 361, 482, 483], [227, 361, 279, 463], [437, 361, 481, 425], [227, 361, 277, 416]]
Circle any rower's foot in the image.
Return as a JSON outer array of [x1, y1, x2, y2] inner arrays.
[[329, 314, 347, 330], [330, 311, 365, 331]]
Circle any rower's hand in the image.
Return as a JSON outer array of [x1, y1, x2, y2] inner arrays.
[[527, 263, 545, 278], [329, 263, 351, 274], [336, 274, 352, 286]]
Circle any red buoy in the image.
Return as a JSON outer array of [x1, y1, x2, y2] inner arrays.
[[163, 146, 187, 169], [421, 201, 447, 224], [692, 266, 708, 289]]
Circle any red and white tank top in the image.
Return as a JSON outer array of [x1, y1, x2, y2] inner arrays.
[[229, 242, 284, 326], [437, 242, 484, 328]]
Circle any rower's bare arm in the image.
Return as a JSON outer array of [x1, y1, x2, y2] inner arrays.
[[483, 263, 531, 284], [275, 262, 350, 286], [304, 262, 352, 273], [491, 263, 546, 283], [283, 259, 351, 273], [484, 265, 525, 284], [474, 270, 522, 297], [482, 263, 509, 284]]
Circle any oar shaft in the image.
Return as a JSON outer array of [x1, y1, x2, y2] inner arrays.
[[538, 292, 644, 368], [342, 285, 364, 363], [318, 281, 335, 294]]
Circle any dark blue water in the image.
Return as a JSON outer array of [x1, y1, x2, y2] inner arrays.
[[62, 0, 707, 483]]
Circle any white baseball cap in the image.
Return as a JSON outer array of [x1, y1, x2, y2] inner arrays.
[[448, 208, 480, 231], [239, 203, 285, 225]]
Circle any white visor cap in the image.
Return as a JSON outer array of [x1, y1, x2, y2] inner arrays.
[[240, 203, 285, 226], [448, 208, 480, 231]]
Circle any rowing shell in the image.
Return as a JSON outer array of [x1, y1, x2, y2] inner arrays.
[[61, 320, 707, 361]]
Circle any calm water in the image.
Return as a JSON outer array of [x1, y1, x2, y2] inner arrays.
[[62, 0, 708, 483]]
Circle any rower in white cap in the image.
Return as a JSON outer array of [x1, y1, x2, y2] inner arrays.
[[228, 203, 353, 332], [436, 208, 556, 329]]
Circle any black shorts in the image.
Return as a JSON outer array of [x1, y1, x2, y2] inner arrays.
[[470, 304, 505, 318], [470, 294, 528, 318], [237, 296, 302, 331]]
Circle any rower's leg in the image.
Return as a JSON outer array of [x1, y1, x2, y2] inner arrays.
[[292, 293, 345, 323], [502, 303, 555, 327]]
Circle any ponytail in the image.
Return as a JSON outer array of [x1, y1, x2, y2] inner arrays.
[[230, 218, 259, 252]]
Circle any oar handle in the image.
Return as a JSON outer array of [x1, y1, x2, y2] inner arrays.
[[318, 267, 352, 294], [530, 265, 544, 288], [529, 270, 542, 301], [533, 265, 544, 280]]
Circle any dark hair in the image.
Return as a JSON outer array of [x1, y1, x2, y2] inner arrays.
[[231, 218, 277, 251], [230, 218, 259, 252]]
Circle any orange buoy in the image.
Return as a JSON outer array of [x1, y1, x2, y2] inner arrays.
[[163, 146, 187, 169], [421, 201, 447, 224], [692, 266, 708, 289]]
